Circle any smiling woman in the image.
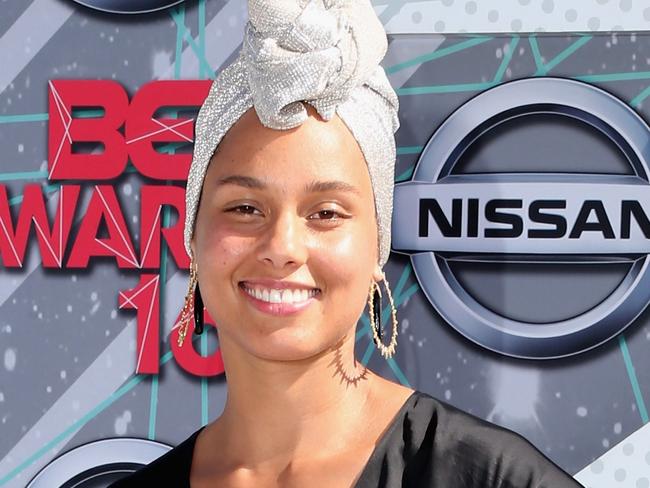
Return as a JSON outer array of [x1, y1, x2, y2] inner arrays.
[[191, 104, 384, 366], [108, 1, 584, 487]]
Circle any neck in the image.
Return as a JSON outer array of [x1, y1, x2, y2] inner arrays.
[[207, 330, 379, 467]]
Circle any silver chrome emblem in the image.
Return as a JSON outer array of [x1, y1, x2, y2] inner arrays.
[[28, 437, 170, 487], [68, 0, 185, 14], [393, 77, 650, 359]]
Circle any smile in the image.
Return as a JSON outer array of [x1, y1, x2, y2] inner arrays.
[[238, 282, 321, 316], [239, 283, 320, 304]]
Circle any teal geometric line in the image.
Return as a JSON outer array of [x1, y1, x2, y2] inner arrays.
[[0, 149, 179, 185], [0, 170, 48, 182], [173, 4, 185, 80], [385, 356, 410, 387], [0, 151, 185, 188], [70, 109, 104, 118], [397, 81, 494, 96], [9, 184, 59, 206], [376, 0, 407, 24], [631, 85, 650, 108], [404, 283, 420, 297], [395, 164, 415, 182], [198, 0, 206, 79], [148, 376, 159, 441], [181, 26, 214, 79], [0, 109, 194, 126], [198, 2, 209, 427], [0, 113, 48, 123], [396, 145, 423, 156], [148, 7, 183, 444], [397, 70, 650, 98], [537, 35, 592, 76], [201, 333, 209, 426], [493, 36, 519, 83], [618, 335, 649, 424], [400, 283, 419, 302], [147, 9, 187, 438], [158, 141, 191, 153], [360, 338, 375, 366], [528, 36, 544, 71], [576, 71, 650, 83], [0, 335, 204, 487], [0, 108, 100, 125], [149, 204, 172, 441], [386, 37, 493, 75], [169, 9, 215, 80]]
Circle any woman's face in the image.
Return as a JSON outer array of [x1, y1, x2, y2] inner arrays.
[[192, 105, 383, 361]]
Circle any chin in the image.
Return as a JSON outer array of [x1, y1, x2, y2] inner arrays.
[[242, 327, 336, 362]]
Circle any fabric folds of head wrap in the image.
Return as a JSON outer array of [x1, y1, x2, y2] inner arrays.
[[184, 0, 400, 267]]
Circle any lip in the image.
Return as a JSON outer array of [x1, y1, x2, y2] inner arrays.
[[238, 282, 320, 316], [239, 278, 320, 291]]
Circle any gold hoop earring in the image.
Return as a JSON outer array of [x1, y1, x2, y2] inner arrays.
[[177, 258, 198, 347], [367, 273, 398, 359]]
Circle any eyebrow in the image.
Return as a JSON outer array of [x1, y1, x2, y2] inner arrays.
[[215, 175, 361, 195], [215, 175, 265, 190]]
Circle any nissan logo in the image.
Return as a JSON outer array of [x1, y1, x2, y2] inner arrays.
[[393, 77, 650, 359]]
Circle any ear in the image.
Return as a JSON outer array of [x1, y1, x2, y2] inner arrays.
[[190, 239, 196, 260], [371, 263, 384, 283]]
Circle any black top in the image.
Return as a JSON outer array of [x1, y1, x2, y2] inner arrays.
[[109, 390, 584, 487]]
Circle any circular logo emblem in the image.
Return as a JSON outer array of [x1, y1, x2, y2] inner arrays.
[[69, 0, 185, 14], [392, 77, 650, 359], [27, 437, 170, 487]]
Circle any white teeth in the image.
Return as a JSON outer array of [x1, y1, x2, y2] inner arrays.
[[292, 289, 302, 302], [281, 289, 293, 304], [243, 284, 317, 304]]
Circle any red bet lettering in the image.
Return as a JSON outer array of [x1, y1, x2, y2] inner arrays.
[[0, 184, 80, 268], [119, 274, 161, 374], [48, 80, 128, 180], [126, 80, 211, 180]]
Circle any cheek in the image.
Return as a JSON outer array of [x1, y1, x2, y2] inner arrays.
[[194, 218, 254, 303], [195, 229, 253, 325], [195, 209, 247, 263], [202, 230, 247, 264], [323, 219, 378, 270], [322, 232, 364, 264], [315, 229, 374, 303]]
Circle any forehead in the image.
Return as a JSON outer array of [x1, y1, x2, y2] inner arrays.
[[205, 105, 371, 189]]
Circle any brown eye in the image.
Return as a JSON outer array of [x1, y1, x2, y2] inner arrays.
[[317, 210, 338, 219], [309, 209, 347, 221], [227, 205, 262, 216]]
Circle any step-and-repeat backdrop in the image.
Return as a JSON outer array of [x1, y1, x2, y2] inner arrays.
[[1, 1, 650, 487]]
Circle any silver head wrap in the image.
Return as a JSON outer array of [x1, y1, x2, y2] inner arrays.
[[184, 0, 400, 267]]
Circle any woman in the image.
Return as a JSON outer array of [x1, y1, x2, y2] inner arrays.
[[111, 1, 584, 486]]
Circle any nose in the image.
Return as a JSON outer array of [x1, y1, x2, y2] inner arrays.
[[257, 210, 308, 269]]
